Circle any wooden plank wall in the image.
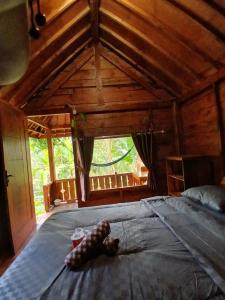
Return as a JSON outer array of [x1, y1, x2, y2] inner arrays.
[[152, 108, 176, 193], [178, 79, 225, 182]]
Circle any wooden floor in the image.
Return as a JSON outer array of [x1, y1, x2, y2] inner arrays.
[[0, 202, 78, 276]]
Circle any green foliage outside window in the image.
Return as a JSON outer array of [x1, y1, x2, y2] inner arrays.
[[53, 137, 75, 179], [29, 138, 50, 217], [90, 137, 137, 176], [29, 136, 138, 217]]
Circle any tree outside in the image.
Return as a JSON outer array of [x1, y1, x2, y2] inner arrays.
[[53, 137, 75, 179], [90, 136, 137, 176], [29, 138, 50, 216], [29, 136, 139, 217]]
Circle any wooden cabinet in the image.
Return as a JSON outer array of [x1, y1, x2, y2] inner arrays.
[[166, 155, 213, 196]]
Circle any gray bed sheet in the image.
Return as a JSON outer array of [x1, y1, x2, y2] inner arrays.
[[0, 196, 225, 300]]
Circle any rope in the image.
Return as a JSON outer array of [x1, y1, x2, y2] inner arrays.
[[91, 146, 134, 167]]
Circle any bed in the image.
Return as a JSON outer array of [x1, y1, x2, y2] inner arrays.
[[1, 192, 225, 300]]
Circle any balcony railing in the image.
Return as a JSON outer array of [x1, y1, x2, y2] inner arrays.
[[43, 172, 147, 211]]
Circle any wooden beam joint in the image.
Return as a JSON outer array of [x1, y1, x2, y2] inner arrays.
[[89, 0, 100, 43]]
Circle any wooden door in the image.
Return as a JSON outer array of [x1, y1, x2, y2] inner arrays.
[[0, 101, 36, 254]]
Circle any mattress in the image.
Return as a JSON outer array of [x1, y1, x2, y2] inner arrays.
[[1, 196, 225, 300]]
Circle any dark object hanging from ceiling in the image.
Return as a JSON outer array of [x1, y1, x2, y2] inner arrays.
[[29, 0, 46, 39], [35, 0, 46, 26]]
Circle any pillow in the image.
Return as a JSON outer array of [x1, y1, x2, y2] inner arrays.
[[181, 185, 225, 212]]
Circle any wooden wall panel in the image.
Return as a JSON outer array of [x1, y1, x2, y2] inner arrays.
[[219, 80, 225, 133], [180, 90, 220, 155], [179, 80, 225, 182], [152, 108, 176, 193]]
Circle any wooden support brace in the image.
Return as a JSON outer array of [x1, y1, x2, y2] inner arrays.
[[47, 134, 56, 182]]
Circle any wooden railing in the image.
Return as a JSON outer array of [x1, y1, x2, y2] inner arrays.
[[53, 178, 77, 202], [43, 172, 147, 211], [90, 172, 142, 190]]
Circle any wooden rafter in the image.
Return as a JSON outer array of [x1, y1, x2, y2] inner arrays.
[[22, 39, 91, 109], [27, 118, 49, 130], [50, 126, 71, 131], [31, 5, 90, 62], [166, 0, 225, 43], [100, 37, 180, 97], [100, 1, 205, 80], [26, 101, 171, 117], [2, 2, 90, 103], [100, 39, 158, 87], [204, 0, 225, 18], [99, 47, 171, 101], [20, 32, 91, 110], [100, 24, 188, 93], [114, 0, 223, 68], [33, 47, 93, 106], [89, 0, 100, 43], [94, 44, 104, 105], [100, 7, 200, 83], [10, 27, 91, 108], [179, 66, 225, 103], [28, 128, 44, 137]]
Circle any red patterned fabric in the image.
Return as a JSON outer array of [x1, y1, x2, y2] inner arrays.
[[65, 220, 111, 268]]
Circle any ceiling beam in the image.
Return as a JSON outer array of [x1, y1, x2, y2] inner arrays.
[[166, 0, 225, 43], [21, 39, 91, 108], [26, 101, 172, 117], [179, 66, 225, 104], [94, 44, 104, 105], [100, 39, 158, 88], [99, 47, 172, 101], [100, 36, 180, 97], [114, 0, 223, 68], [50, 126, 71, 131], [100, 8, 200, 83], [2, 3, 90, 102], [100, 1, 205, 80], [14, 27, 91, 108], [27, 118, 49, 130], [100, 25, 188, 93], [26, 47, 93, 110], [89, 0, 100, 43], [31, 5, 90, 61], [204, 0, 225, 18], [28, 128, 45, 137]]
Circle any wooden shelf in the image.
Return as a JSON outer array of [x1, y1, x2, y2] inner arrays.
[[168, 174, 184, 181], [166, 155, 213, 196]]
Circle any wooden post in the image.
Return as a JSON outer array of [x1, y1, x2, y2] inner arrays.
[[47, 135, 56, 182], [172, 100, 183, 155], [94, 44, 104, 105], [70, 113, 82, 206], [213, 82, 225, 175]]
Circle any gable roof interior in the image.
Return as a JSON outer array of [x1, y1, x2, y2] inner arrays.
[[1, 0, 225, 138]]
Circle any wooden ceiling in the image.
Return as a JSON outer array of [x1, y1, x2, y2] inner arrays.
[[1, 0, 225, 137]]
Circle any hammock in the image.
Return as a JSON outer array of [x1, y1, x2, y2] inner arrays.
[[91, 146, 134, 167]]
